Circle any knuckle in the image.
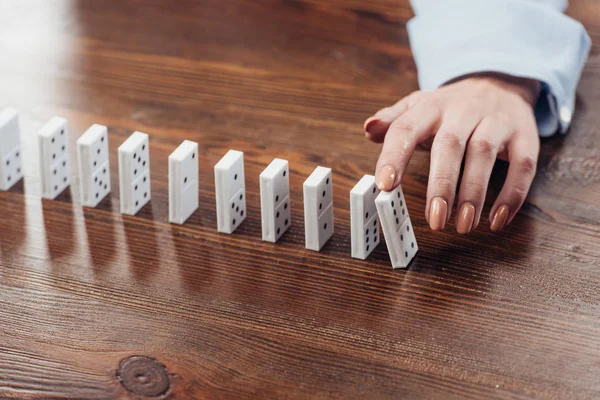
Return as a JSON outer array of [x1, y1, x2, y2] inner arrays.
[[430, 175, 456, 194], [389, 118, 417, 136], [469, 138, 497, 157], [435, 131, 466, 152], [506, 183, 528, 202], [461, 181, 487, 199], [516, 155, 537, 175]]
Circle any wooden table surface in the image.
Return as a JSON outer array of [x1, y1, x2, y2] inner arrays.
[[1, 1, 599, 399]]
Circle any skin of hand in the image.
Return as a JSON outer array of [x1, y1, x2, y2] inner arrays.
[[364, 74, 541, 234]]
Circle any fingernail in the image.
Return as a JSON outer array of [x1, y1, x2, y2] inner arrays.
[[491, 204, 510, 232], [429, 197, 448, 231], [456, 202, 475, 235], [364, 116, 380, 134], [376, 165, 396, 191]]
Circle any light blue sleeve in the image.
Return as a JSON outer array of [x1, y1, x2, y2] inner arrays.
[[407, 0, 591, 137]]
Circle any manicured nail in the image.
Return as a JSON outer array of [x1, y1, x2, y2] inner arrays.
[[429, 197, 448, 231], [364, 116, 380, 134], [376, 165, 396, 191], [491, 204, 510, 232], [456, 202, 475, 235]]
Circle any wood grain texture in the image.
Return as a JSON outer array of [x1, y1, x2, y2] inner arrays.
[[0, 0, 599, 398]]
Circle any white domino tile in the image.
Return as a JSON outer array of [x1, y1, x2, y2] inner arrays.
[[38, 116, 70, 199], [375, 186, 418, 268], [169, 140, 199, 224], [118, 131, 150, 215], [303, 166, 333, 251], [76, 124, 111, 207], [260, 158, 291, 242], [350, 175, 381, 259], [214, 150, 246, 234], [0, 108, 23, 191]]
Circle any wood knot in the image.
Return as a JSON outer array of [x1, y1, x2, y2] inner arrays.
[[117, 356, 170, 397]]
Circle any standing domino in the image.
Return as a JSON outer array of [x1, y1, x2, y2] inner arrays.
[[169, 140, 199, 224], [0, 108, 23, 190], [375, 186, 418, 268], [303, 166, 334, 251], [260, 158, 291, 242], [118, 131, 150, 215], [76, 124, 111, 207], [350, 175, 381, 259], [38, 117, 70, 199], [214, 150, 246, 234]]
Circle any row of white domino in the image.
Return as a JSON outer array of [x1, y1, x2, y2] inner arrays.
[[0, 109, 418, 268]]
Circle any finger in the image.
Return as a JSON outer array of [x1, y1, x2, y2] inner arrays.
[[426, 107, 482, 231], [365, 91, 422, 143], [375, 100, 441, 191], [489, 132, 540, 231], [455, 117, 509, 234]]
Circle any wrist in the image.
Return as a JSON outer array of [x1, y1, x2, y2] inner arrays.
[[450, 72, 541, 107]]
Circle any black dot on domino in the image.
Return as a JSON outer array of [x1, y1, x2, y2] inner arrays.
[[323, 223, 327, 230], [285, 219, 288, 226]]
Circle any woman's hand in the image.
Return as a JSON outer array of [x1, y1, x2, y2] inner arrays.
[[365, 74, 541, 234]]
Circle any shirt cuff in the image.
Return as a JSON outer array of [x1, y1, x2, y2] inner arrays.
[[407, 0, 591, 137]]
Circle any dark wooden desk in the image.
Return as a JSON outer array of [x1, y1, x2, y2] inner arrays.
[[0, 1, 599, 398]]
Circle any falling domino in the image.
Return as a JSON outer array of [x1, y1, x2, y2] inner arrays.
[[214, 150, 246, 234], [350, 175, 381, 259], [118, 131, 151, 215], [303, 166, 334, 251], [0, 108, 23, 191], [169, 140, 199, 224], [38, 117, 70, 199], [76, 124, 111, 207], [375, 186, 418, 268], [260, 158, 291, 242]]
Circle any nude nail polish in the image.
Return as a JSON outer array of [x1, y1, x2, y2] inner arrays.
[[429, 197, 448, 231], [456, 202, 475, 235], [376, 166, 396, 191], [491, 204, 510, 232], [364, 116, 380, 134]]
